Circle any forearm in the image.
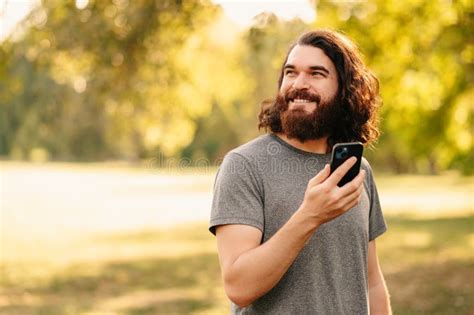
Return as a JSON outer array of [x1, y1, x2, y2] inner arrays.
[[369, 278, 391, 315], [225, 208, 319, 307]]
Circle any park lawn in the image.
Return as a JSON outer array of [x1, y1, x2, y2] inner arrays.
[[0, 166, 472, 314], [1, 214, 472, 314], [0, 223, 227, 315]]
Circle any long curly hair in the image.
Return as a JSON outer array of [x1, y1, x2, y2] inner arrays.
[[258, 29, 381, 149]]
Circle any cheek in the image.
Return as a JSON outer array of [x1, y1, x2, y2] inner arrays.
[[279, 79, 293, 94], [320, 80, 339, 100]]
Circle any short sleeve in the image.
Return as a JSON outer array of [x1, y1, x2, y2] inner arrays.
[[362, 159, 388, 241], [209, 152, 264, 236]]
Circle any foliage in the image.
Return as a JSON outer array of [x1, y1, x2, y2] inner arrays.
[[0, 0, 219, 161], [313, 0, 473, 174], [0, 0, 472, 173], [182, 1, 474, 174]]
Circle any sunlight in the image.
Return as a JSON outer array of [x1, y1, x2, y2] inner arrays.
[[0, 0, 39, 40], [212, 0, 316, 28]]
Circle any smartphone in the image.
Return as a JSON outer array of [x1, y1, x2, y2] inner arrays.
[[329, 142, 364, 187]]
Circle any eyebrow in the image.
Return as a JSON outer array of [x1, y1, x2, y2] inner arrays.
[[284, 64, 330, 75]]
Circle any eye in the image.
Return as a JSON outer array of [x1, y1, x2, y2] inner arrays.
[[284, 69, 296, 77], [311, 71, 326, 77]]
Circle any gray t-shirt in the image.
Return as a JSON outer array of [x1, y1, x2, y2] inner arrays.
[[209, 133, 387, 315]]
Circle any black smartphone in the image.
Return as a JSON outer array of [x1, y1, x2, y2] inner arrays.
[[329, 142, 364, 187]]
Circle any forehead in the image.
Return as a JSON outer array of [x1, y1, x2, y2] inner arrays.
[[285, 44, 336, 72]]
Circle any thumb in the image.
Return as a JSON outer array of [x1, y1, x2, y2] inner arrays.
[[309, 164, 330, 186]]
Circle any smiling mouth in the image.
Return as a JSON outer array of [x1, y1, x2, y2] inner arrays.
[[288, 98, 317, 110]]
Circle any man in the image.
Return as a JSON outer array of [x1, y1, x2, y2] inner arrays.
[[209, 29, 391, 314]]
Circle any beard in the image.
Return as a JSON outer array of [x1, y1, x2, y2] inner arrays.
[[274, 89, 341, 142]]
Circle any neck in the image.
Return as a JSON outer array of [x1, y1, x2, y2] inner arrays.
[[275, 132, 330, 154]]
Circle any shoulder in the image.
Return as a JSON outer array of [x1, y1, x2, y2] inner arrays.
[[222, 134, 274, 165], [216, 134, 272, 175], [360, 156, 378, 192], [360, 156, 373, 173], [230, 133, 274, 158]]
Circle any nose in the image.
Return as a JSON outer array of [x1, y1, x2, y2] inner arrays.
[[292, 73, 310, 90]]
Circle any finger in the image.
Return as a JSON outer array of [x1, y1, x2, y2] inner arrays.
[[309, 164, 330, 186], [338, 186, 363, 212], [338, 169, 366, 196], [343, 182, 363, 203], [345, 197, 360, 212], [326, 157, 357, 187]]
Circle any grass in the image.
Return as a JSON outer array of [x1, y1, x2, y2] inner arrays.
[[1, 163, 473, 314], [380, 215, 473, 314], [0, 224, 227, 315], [1, 216, 472, 314]]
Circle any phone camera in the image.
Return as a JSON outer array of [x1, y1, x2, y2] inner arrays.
[[336, 147, 349, 159]]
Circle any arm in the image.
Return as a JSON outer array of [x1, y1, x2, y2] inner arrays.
[[368, 240, 392, 315], [216, 211, 318, 307], [216, 158, 366, 307]]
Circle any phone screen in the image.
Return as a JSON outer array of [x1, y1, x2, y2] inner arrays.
[[329, 142, 364, 187]]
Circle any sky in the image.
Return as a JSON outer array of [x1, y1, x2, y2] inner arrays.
[[213, 0, 315, 27], [0, 0, 38, 40], [0, 0, 315, 41]]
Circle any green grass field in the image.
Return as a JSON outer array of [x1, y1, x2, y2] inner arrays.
[[1, 163, 473, 314]]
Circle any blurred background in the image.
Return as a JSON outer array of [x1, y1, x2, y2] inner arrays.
[[0, 0, 472, 314]]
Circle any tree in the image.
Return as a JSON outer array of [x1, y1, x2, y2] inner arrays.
[[314, 0, 473, 173], [0, 0, 218, 161]]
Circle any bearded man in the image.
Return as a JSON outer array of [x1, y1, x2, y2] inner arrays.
[[209, 29, 391, 314]]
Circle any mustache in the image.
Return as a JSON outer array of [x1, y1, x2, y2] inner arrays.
[[285, 89, 321, 104]]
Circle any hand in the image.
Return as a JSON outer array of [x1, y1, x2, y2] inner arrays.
[[299, 157, 366, 227]]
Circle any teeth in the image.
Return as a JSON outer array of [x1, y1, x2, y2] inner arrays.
[[293, 99, 313, 103]]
